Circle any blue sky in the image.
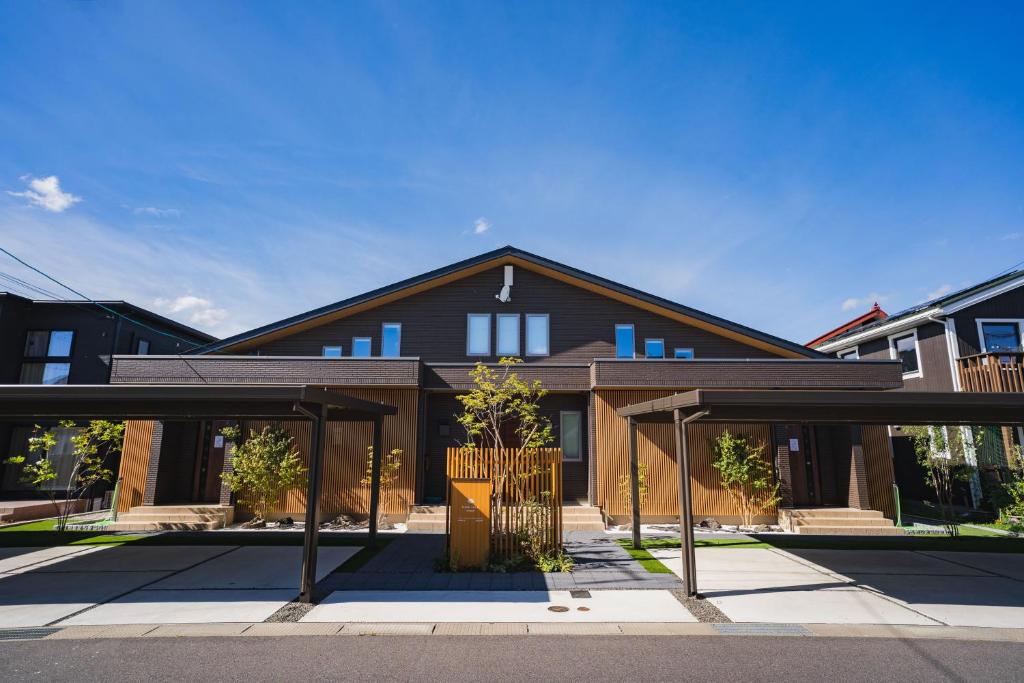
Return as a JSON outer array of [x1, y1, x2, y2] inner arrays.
[[1, 1, 1022, 343]]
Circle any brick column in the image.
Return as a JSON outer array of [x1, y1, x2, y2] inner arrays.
[[848, 425, 870, 509], [774, 425, 793, 508], [141, 421, 165, 506]]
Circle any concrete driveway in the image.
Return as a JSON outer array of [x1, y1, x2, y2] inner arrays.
[[0, 544, 359, 627], [651, 546, 1024, 627]]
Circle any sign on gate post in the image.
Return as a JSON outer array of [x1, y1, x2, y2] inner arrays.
[[449, 477, 491, 570]]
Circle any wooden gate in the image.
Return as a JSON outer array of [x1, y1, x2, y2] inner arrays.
[[446, 448, 563, 559]]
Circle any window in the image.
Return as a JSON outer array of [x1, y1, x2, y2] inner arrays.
[[24, 330, 73, 358], [674, 348, 694, 360], [979, 321, 1022, 353], [137, 339, 150, 355], [525, 314, 549, 356], [352, 337, 372, 357], [496, 314, 520, 356], [322, 345, 343, 358], [889, 331, 920, 377], [381, 323, 402, 357], [838, 347, 859, 360], [560, 411, 582, 462], [467, 314, 491, 356], [20, 362, 71, 385], [3, 426, 78, 490], [615, 324, 635, 359], [644, 339, 665, 358]]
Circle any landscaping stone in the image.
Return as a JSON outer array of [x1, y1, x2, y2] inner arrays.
[[699, 518, 722, 530]]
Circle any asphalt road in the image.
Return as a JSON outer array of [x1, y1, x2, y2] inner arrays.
[[2, 635, 1022, 682]]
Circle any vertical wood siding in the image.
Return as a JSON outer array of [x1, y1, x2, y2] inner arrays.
[[239, 388, 419, 520], [862, 425, 897, 519], [117, 420, 154, 512], [594, 390, 774, 519]]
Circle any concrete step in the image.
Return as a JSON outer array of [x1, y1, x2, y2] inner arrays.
[[114, 513, 226, 522], [105, 521, 223, 531], [792, 517, 894, 527], [794, 525, 904, 536], [787, 508, 884, 519]]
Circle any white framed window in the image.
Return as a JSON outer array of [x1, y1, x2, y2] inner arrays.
[[525, 314, 549, 356], [976, 319, 1024, 354], [888, 329, 922, 378], [674, 347, 694, 359], [352, 338, 372, 357], [560, 411, 582, 462], [467, 314, 491, 356], [381, 323, 401, 357], [322, 345, 342, 358], [496, 314, 520, 356], [644, 339, 665, 358], [838, 346, 859, 360], [615, 324, 635, 359]]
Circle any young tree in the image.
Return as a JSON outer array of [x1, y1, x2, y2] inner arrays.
[[617, 462, 648, 528], [360, 446, 403, 527], [4, 420, 123, 532], [711, 430, 780, 528], [902, 425, 975, 535], [220, 425, 306, 523], [455, 357, 554, 531]]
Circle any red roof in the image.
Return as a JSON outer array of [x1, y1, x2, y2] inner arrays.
[[807, 303, 888, 348]]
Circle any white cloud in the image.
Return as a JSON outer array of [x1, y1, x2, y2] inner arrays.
[[473, 217, 490, 234], [134, 206, 180, 217], [921, 283, 953, 302], [1001, 232, 1022, 241], [841, 293, 888, 312], [153, 295, 228, 327], [7, 175, 81, 212]]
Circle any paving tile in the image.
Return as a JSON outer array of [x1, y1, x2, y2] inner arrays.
[[527, 622, 622, 635], [44, 624, 160, 639], [148, 547, 357, 589], [339, 622, 435, 635], [145, 623, 252, 637], [60, 589, 296, 625]]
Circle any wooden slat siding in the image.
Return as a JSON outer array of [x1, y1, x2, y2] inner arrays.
[[116, 420, 155, 512], [862, 425, 897, 519], [594, 390, 774, 520], [957, 353, 1024, 393], [446, 447, 562, 558], [238, 388, 419, 521]]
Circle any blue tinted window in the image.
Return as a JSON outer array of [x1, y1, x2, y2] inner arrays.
[[467, 314, 490, 355], [615, 325, 634, 359], [322, 346, 342, 357], [674, 348, 694, 359], [382, 324, 401, 357], [645, 339, 665, 358], [526, 314, 549, 356], [352, 338, 372, 357], [47, 331, 74, 357], [42, 362, 70, 385]]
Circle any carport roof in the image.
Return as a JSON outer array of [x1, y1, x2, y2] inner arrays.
[[0, 384, 397, 421], [617, 389, 1024, 426]]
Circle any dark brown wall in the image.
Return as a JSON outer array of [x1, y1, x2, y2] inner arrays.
[[952, 284, 1024, 357], [256, 265, 779, 362], [856, 322, 954, 391]]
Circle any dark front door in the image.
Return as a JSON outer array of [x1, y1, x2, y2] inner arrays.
[[787, 425, 822, 506], [190, 420, 228, 504]]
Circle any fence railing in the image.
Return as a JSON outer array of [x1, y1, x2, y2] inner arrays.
[[957, 352, 1024, 392], [446, 447, 563, 558]]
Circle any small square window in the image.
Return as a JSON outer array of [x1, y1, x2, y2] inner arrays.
[[615, 325, 635, 359], [674, 348, 694, 360], [352, 338, 372, 357], [644, 339, 665, 358], [891, 332, 920, 376], [322, 345, 343, 358], [526, 314, 549, 356], [381, 324, 401, 357]]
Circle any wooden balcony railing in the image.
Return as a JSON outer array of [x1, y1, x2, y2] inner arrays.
[[957, 352, 1024, 392]]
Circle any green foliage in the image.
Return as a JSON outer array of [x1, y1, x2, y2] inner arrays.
[[455, 357, 553, 451], [711, 430, 780, 528], [534, 550, 574, 573], [360, 446, 403, 524], [902, 425, 976, 535], [220, 426, 306, 521], [3, 420, 122, 532], [617, 462, 648, 523]]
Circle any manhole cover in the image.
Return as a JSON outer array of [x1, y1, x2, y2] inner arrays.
[[548, 606, 570, 613], [577, 606, 590, 612]]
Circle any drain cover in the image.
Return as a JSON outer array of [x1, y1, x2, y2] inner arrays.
[[570, 590, 591, 599], [712, 623, 810, 636], [577, 606, 590, 612], [548, 606, 570, 613], [0, 628, 60, 641]]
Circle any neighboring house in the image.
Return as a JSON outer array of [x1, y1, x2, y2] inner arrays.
[[806, 302, 888, 349], [0, 292, 216, 500], [107, 246, 904, 533], [809, 269, 1024, 507]]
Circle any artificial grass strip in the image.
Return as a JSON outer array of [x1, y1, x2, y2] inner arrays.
[[615, 539, 675, 573], [633, 533, 1024, 553]]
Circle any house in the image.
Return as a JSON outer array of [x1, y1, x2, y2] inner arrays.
[[0, 292, 216, 510], [105, 246, 905, 533], [809, 268, 1024, 507]]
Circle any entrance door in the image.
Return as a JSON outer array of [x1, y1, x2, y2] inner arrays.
[[190, 420, 228, 503], [787, 425, 822, 506]]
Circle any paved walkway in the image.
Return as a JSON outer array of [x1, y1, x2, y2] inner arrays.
[[316, 533, 681, 592]]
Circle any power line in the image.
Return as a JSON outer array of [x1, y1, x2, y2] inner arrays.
[[0, 245, 205, 350]]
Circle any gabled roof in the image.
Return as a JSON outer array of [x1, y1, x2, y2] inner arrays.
[[197, 245, 820, 359], [807, 303, 888, 348], [814, 267, 1024, 352]]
